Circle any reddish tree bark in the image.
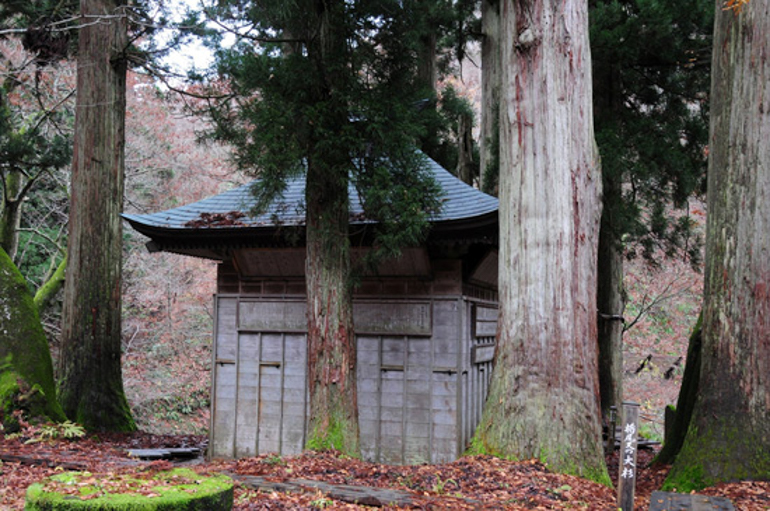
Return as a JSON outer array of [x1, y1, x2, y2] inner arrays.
[[472, 0, 608, 483], [57, 0, 135, 431], [302, 0, 359, 455]]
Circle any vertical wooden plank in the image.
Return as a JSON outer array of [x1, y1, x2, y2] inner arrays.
[[357, 335, 381, 462], [258, 333, 284, 454], [617, 402, 640, 511], [281, 333, 307, 455], [278, 333, 287, 455], [208, 295, 219, 460], [211, 296, 239, 459], [235, 333, 260, 457], [431, 371, 458, 463], [212, 361, 237, 459], [405, 337, 432, 464], [379, 367, 405, 464], [454, 298, 464, 460]]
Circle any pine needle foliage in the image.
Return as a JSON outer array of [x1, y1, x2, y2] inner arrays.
[[199, 0, 445, 266], [590, 0, 713, 265]]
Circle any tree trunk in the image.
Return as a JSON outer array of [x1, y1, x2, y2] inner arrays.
[[303, 0, 359, 457], [596, 178, 624, 420], [592, 41, 625, 422], [480, 0, 501, 196], [0, 171, 23, 261], [417, 30, 438, 94], [654, 312, 702, 466], [471, 0, 608, 483], [0, 248, 65, 425], [304, 158, 359, 456], [456, 111, 475, 185], [57, 0, 135, 431], [666, 0, 770, 489]]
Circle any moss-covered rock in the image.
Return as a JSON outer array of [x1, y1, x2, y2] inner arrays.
[[24, 468, 233, 510], [0, 248, 65, 426]]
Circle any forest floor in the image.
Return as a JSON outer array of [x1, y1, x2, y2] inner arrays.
[[2, 431, 770, 509], [10, 202, 762, 509]]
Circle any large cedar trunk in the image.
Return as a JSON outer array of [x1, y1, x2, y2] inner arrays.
[[304, 159, 359, 455], [666, 0, 770, 489], [596, 178, 624, 420], [472, 0, 607, 482], [302, 0, 359, 456], [57, 0, 135, 431], [480, 0, 501, 196]]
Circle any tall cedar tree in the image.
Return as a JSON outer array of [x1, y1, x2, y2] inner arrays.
[[664, 0, 770, 490], [57, 0, 135, 431], [479, 0, 501, 196], [590, 0, 712, 418], [203, 0, 442, 455], [470, 0, 609, 483]]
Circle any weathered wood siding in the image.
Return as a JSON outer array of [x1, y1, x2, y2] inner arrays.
[[209, 256, 497, 464], [211, 297, 309, 458]]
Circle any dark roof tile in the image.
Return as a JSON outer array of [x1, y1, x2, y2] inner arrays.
[[123, 156, 497, 230]]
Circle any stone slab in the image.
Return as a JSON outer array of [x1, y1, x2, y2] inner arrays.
[[649, 490, 734, 511]]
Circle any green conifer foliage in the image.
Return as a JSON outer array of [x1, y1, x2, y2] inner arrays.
[[591, 0, 712, 260]]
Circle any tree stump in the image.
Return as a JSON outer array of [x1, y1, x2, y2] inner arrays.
[[25, 468, 232, 510]]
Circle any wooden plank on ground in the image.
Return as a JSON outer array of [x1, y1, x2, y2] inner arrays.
[[649, 491, 734, 511], [231, 474, 415, 507], [0, 453, 89, 470]]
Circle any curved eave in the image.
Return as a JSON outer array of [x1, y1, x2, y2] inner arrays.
[[124, 210, 498, 261]]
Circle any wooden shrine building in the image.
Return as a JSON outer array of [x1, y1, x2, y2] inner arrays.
[[124, 156, 499, 464]]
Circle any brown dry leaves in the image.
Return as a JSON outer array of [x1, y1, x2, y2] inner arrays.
[[2, 433, 769, 510]]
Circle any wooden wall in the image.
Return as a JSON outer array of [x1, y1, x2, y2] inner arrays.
[[209, 252, 497, 464]]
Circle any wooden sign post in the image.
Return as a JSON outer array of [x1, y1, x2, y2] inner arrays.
[[617, 401, 640, 511]]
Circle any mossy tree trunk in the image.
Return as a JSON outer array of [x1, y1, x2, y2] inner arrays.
[[654, 312, 702, 466], [0, 171, 23, 261], [666, 0, 770, 490], [0, 247, 65, 424], [33, 256, 67, 312], [57, 0, 135, 432], [303, 0, 359, 457], [471, 0, 608, 483]]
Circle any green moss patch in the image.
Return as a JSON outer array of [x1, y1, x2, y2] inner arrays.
[[25, 468, 233, 510]]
